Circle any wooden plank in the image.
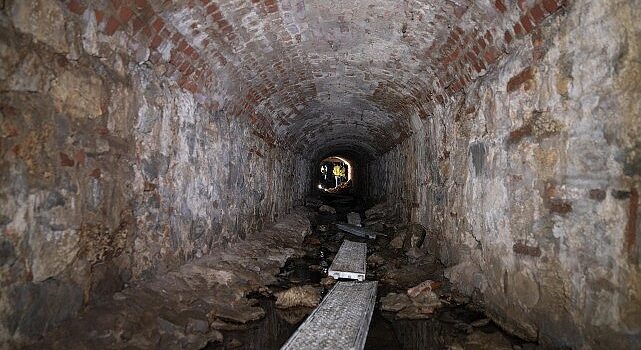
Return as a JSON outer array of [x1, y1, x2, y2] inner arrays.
[[281, 281, 378, 350]]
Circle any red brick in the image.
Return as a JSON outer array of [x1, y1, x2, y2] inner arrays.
[[104, 16, 120, 36], [134, 0, 148, 10], [60, 152, 74, 167], [530, 4, 546, 24], [178, 62, 190, 73], [74, 150, 86, 165], [221, 24, 233, 35], [132, 16, 145, 33], [152, 17, 165, 33], [181, 80, 199, 93], [504, 30, 513, 44], [483, 46, 500, 64], [118, 6, 134, 23], [211, 11, 223, 21], [206, 3, 219, 14], [542, 0, 560, 13], [141, 26, 152, 38], [94, 10, 105, 24], [520, 15, 534, 33], [170, 53, 184, 66], [88, 168, 101, 178], [265, 0, 278, 13], [494, 0, 507, 13], [507, 67, 534, 92], [513, 22, 524, 37], [443, 48, 460, 65], [473, 60, 482, 73], [110, 0, 122, 10], [140, 4, 154, 18], [67, 0, 86, 15], [485, 30, 493, 43], [626, 188, 638, 258], [149, 35, 162, 50]]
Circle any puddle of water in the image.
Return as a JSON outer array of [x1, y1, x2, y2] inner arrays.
[[203, 297, 509, 350], [203, 200, 532, 350], [203, 298, 307, 350]]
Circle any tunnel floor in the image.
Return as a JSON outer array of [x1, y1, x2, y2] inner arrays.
[[205, 194, 538, 350]]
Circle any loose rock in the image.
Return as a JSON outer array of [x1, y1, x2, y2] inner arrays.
[[471, 318, 491, 327], [380, 286, 443, 319], [402, 223, 427, 251], [228, 338, 242, 348], [320, 276, 337, 288], [275, 285, 321, 309], [381, 292, 412, 312], [407, 279, 442, 298], [318, 205, 336, 214]]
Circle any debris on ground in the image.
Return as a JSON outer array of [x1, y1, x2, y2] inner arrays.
[[25, 211, 314, 349], [323, 179, 353, 193], [318, 204, 336, 214], [407, 279, 442, 298], [275, 285, 321, 309], [381, 288, 443, 319], [363, 201, 397, 231], [380, 279, 444, 319], [320, 276, 337, 288]]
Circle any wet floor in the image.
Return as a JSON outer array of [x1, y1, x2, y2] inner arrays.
[[203, 194, 533, 350]]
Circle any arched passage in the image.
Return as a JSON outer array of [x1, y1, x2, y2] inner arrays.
[[2, 0, 640, 349]]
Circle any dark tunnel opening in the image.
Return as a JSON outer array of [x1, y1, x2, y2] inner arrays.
[[2, 0, 640, 349]]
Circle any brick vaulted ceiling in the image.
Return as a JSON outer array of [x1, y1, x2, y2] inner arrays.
[[66, 0, 564, 158]]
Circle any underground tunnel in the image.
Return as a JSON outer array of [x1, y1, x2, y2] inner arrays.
[[1, 0, 640, 349]]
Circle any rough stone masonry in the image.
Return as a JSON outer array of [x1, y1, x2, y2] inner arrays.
[[1, 0, 640, 349]]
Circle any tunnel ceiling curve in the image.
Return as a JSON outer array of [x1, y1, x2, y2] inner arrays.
[[152, 0, 529, 157]]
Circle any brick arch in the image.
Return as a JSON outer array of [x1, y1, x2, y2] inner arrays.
[[65, 0, 565, 153]]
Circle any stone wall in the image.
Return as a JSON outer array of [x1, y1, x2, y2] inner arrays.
[[368, 0, 641, 348], [0, 0, 307, 345]]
